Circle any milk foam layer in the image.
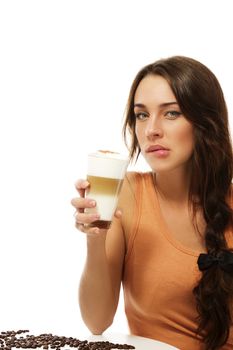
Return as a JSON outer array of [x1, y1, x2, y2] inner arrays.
[[87, 151, 129, 179]]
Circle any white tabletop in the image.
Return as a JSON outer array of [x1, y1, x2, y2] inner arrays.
[[88, 333, 179, 349]]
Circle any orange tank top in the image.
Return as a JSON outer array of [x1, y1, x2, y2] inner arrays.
[[122, 172, 233, 350]]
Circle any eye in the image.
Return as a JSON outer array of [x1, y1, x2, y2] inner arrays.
[[135, 112, 149, 121], [165, 110, 182, 119]]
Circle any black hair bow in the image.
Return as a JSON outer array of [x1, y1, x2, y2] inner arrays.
[[197, 251, 233, 273]]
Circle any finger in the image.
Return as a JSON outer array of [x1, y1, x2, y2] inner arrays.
[[75, 222, 100, 235], [74, 211, 100, 225], [71, 197, 96, 211], [75, 179, 90, 197], [75, 221, 85, 232]]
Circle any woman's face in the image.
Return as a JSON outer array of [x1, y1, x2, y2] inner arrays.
[[134, 74, 194, 174]]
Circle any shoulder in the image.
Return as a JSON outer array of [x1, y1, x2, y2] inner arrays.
[[117, 172, 138, 205], [118, 171, 153, 209], [119, 171, 152, 197], [124, 171, 152, 186]]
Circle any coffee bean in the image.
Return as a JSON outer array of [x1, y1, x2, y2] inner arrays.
[[0, 330, 135, 349]]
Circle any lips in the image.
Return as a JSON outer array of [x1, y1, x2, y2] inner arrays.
[[146, 144, 170, 153]]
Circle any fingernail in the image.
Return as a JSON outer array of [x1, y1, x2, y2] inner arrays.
[[89, 200, 96, 207], [94, 228, 100, 234]]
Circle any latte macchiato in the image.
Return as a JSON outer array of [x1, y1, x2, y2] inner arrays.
[[85, 151, 129, 229]]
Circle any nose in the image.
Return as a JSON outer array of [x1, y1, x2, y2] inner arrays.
[[145, 115, 163, 139]]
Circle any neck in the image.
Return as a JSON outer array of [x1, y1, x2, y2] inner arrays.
[[154, 167, 191, 205]]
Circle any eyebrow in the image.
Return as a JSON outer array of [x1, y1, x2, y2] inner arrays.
[[134, 102, 178, 108]]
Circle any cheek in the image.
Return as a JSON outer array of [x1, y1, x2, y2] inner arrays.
[[175, 124, 194, 153], [135, 124, 143, 143]]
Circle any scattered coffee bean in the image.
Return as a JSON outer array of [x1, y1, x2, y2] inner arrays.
[[0, 330, 135, 350]]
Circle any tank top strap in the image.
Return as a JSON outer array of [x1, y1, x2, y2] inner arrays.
[[125, 172, 144, 262]]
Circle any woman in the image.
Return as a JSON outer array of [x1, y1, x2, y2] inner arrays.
[[71, 56, 233, 350]]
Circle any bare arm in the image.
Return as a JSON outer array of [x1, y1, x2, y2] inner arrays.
[[71, 180, 125, 334]]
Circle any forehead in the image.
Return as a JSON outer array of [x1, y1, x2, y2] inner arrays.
[[134, 74, 177, 105]]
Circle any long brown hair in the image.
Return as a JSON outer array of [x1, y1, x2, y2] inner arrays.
[[123, 56, 233, 349]]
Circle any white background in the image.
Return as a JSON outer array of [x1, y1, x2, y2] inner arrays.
[[0, 0, 232, 339]]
